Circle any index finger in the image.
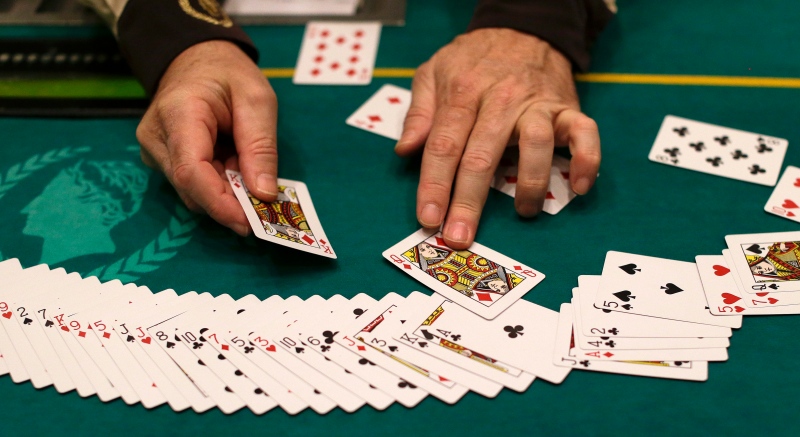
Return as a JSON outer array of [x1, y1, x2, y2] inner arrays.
[[166, 104, 250, 235]]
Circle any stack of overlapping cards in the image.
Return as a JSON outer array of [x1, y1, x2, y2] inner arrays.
[[555, 230, 800, 380], [0, 253, 569, 414]]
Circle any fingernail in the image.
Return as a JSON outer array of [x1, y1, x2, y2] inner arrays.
[[419, 203, 442, 227], [573, 177, 591, 195], [257, 173, 277, 196], [445, 221, 469, 244], [233, 224, 250, 237]]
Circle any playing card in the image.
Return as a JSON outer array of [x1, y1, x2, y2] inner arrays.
[[355, 292, 503, 398], [226, 296, 337, 415], [764, 166, 800, 222], [287, 293, 430, 408], [88, 288, 179, 409], [27, 274, 103, 398], [151, 294, 247, 414], [725, 231, 800, 293], [491, 150, 577, 215], [248, 295, 366, 413], [383, 228, 544, 319], [594, 251, 741, 328], [649, 115, 788, 186], [162, 295, 279, 415], [12, 271, 86, 393], [293, 21, 381, 85], [405, 295, 571, 384], [0, 264, 65, 387], [569, 303, 728, 361], [714, 250, 800, 314], [553, 304, 708, 381], [346, 84, 411, 140], [333, 293, 471, 404], [203, 296, 309, 415], [226, 170, 336, 259], [570, 297, 729, 350], [576, 276, 733, 338], [0, 259, 23, 376], [390, 293, 536, 392], [274, 295, 394, 411]]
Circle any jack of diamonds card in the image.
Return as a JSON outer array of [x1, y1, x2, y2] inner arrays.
[[648, 115, 788, 186], [226, 170, 336, 258], [293, 21, 381, 85], [383, 228, 544, 319]]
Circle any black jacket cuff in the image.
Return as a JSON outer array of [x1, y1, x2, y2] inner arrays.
[[468, 0, 614, 72], [116, 0, 259, 96]]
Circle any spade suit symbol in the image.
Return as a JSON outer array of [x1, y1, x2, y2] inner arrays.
[[619, 264, 641, 275], [44, 320, 54, 328], [661, 283, 683, 295], [613, 290, 636, 302]]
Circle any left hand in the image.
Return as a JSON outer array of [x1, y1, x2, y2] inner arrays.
[[395, 28, 601, 249]]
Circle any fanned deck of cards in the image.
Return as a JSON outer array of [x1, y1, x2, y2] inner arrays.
[[0, 258, 572, 414], [226, 170, 336, 258]]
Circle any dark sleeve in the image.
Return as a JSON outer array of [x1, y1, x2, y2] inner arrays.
[[467, 0, 614, 72], [116, 0, 259, 96]]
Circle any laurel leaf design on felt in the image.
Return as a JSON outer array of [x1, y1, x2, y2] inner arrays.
[[0, 146, 91, 201], [86, 205, 198, 283]]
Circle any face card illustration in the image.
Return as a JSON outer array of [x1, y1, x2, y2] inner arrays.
[[293, 21, 381, 85], [764, 166, 800, 222], [346, 84, 411, 140], [725, 231, 800, 293], [226, 170, 336, 258], [383, 228, 544, 319], [648, 115, 788, 186], [491, 150, 577, 215], [553, 304, 708, 381], [593, 251, 741, 328]]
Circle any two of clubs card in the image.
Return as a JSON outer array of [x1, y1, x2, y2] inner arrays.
[[0, 259, 573, 415]]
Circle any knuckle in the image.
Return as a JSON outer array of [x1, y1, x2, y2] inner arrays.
[[171, 162, 194, 190], [521, 123, 553, 146], [425, 135, 462, 160], [245, 137, 279, 159], [572, 115, 599, 134], [417, 178, 452, 199], [451, 74, 479, 96], [460, 150, 496, 175], [448, 198, 483, 218], [488, 84, 518, 108], [516, 177, 550, 194]]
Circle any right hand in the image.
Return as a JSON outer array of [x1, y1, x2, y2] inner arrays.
[[136, 40, 279, 236]]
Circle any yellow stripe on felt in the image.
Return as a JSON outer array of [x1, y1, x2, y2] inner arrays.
[[574, 73, 800, 88]]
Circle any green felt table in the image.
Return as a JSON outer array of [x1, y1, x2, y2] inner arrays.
[[1, 0, 800, 435]]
